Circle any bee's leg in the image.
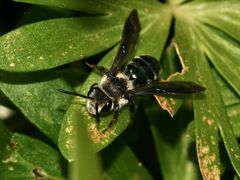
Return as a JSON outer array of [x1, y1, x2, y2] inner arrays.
[[124, 91, 135, 124], [95, 103, 100, 123], [103, 103, 119, 132], [86, 61, 112, 76], [128, 97, 135, 124]]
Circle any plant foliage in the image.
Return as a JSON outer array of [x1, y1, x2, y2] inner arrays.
[[0, 0, 239, 179]]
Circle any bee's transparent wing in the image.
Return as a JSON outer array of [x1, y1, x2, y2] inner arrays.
[[110, 9, 141, 75], [134, 81, 205, 96]]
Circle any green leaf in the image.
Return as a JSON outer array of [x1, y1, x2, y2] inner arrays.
[[184, 1, 240, 41], [228, 104, 240, 138], [0, 122, 65, 180], [174, 8, 240, 177], [0, 16, 124, 72], [179, 1, 240, 95], [2, 1, 170, 73], [175, 18, 222, 179], [197, 26, 240, 95], [213, 70, 240, 107], [212, 70, 240, 138], [58, 4, 172, 155], [101, 141, 152, 180], [0, 71, 73, 144], [145, 100, 201, 180], [14, 0, 112, 13], [157, 1, 240, 119]]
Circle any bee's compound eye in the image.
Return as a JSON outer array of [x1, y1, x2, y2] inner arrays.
[[101, 100, 112, 113]]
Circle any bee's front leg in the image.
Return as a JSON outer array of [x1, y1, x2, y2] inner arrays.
[[103, 103, 119, 133]]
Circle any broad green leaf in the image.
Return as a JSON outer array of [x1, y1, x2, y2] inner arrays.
[[174, 16, 222, 179], [0, 16, 122, 72], [68, 111, 102, 180], [13, 0, 162, 14], [197, 25, 240, 95], [179, 1, 240, 95], [227, 104, 240, 138], [186, 69, 240, 140], [213, 70, 240, 138], [161, 0, 240, 116], [145, 100, 201, 180], [0, 123, 65, 180], [58, 4, 172, 155], [183, 1, 240, 41], [136, 4, 172, 57], [1, 1, 168, 73], [101, 141, 152, 180], [0, 71, 73, 144], [169, 1, 240, 176], [213, 70, 240, 107], [175, 13, 240, 177], [14, 0, 113, 13]]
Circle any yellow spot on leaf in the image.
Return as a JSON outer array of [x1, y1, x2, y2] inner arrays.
[[8, 166, 14, 171], [65, 125, 73, 133], [66, 139, 73, 149], [202, 116, 215, 126]]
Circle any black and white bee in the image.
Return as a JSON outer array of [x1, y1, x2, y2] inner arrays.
[[59, 9, 205, 131]]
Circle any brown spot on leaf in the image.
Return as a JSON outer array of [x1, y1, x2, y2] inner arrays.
[[9, 141, 17, 150], [165, 43, 189, 80], [153, 43, 191, 117], [144, 8, 149, 13], [200, 146, 210, 154], [88, 123, 113, 144], [197, 140, 220, 180], [155, 96, 174, 117]]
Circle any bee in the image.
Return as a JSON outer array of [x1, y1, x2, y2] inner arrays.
[[59, 9, 205, 131]]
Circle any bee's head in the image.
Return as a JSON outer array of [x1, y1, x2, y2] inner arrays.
[[87, 86, 113, 115]]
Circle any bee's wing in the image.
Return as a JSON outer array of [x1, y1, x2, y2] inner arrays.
[[110, 9, 141, 75], [134, 81, 205, 96]]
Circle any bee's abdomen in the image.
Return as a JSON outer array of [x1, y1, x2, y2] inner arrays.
[[124, 55, 160, 87]]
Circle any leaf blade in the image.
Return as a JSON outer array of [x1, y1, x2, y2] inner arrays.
[[0, 123, 65, 179], [0, 16, 122, 72]]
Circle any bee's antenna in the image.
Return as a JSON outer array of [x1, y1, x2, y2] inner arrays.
[[57, 89, 93, 99]]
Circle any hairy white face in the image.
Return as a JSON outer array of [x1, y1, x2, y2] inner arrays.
[[86, 73, 133, 116], [86, 86, 113, 115], [86, 99, 97, 115]]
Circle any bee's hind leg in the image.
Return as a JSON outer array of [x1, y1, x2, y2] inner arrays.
[[128, 97, 135, 124], [85, 61, 112, 76]]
